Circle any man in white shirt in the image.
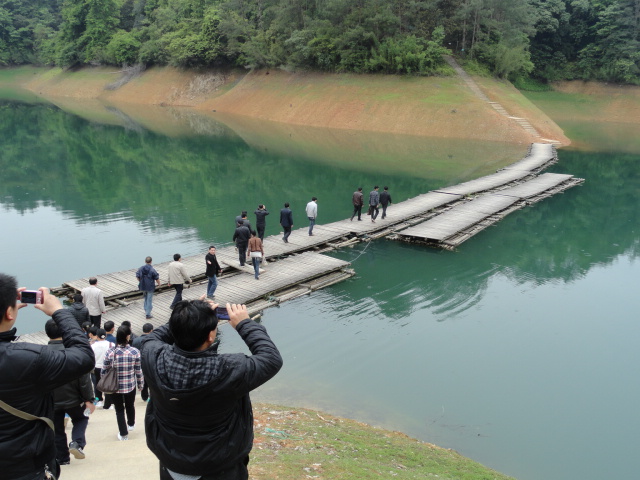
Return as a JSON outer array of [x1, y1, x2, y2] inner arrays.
[[168, 253, 191, 309], [305, 197, 318, 236], [81, 277, 106, 328]]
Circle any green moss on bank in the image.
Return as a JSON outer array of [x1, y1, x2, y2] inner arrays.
[[251, 404, 515, 480]]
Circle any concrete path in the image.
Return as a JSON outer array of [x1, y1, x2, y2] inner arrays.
[[59, 399, 158, 479]]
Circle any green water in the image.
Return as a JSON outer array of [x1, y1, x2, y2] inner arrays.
[[1, 96, 639, 480]]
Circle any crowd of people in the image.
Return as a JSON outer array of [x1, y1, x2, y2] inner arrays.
[[0, 188, 395, 478], [0, 269, 282, 479]]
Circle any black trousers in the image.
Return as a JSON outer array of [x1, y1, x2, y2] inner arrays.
[[54, 405, 88, 462], [159, 456, 249, 480], [351, 205, 362, 220], [237, 242, 248, 266], [112, 389, 136, 437], [89, 314, 101, 328], [257, 224, 266, 241]]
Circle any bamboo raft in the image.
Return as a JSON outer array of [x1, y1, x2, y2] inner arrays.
[[393, 173, 584, 249], [47, 144, 573, 307], [19, 252, 354, 345]]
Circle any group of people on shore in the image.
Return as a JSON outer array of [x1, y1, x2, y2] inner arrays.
[[0, 271, 282, 480]]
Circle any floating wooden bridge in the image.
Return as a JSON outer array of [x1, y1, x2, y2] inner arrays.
[[19, 143, 583, 344]]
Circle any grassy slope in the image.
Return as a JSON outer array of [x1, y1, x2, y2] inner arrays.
[[252, 404, 515, 480]]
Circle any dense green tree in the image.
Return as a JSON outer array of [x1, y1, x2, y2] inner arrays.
[[0, 0, 638, 83]]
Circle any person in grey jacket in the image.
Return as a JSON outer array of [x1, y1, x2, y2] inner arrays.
[[46, 319, 96, 464], [167, 254, 191, 309], [369, 186, 380, 222], [138, 299, 282, 480]]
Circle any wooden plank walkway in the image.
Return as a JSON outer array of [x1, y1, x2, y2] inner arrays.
[[394, 173, 583, 249], [54, 143, 560, 301], [19, 252, 353, 345]]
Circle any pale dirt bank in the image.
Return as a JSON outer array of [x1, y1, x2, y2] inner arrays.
[[17, 66, 569, 146]]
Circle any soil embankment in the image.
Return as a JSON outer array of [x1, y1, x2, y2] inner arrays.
[[14, 66, 569, 146]]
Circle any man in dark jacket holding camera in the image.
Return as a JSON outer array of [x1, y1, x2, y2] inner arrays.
[[0, 273, 95, 480], [139, 298, 283, 480]]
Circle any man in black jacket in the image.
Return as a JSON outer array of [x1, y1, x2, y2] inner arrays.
[[205, 246, 222, 299], [379, 186, 393, 219], [139, 299, 283, 480], [254, 204, 269, 241], [46, 319, 96, 465], [279, 202, 294, 243], [233, 222, 252, 266], [0, 273, 95, 480], [68, 294, 90, 326]]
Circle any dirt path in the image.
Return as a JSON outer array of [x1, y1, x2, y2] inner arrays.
[[444, 56, 560, 144]]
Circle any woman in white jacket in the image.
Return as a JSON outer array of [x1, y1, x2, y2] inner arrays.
[[91, 328, 113, 407]]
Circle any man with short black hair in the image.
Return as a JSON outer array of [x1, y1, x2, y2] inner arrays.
[[132, 323, 154, 402], [136, 256, 160, 319], [68, 293, 90, 327], [104, 320, 116, 343], [168, 254, 191, 309], [369, 186, 380, 223], [351, 187, 364, 221], [139, 299, 282, 480], [0, 273, 95, 480], [233, 222, 251, 267], [235, 211, 251, 231], [380, 186, 392, 219], [280, 202, 294, 243], [81, 277, 106, 328], [254, 205, 269, 241], [306, 197, 318, 236], [205, 246, 222, 299], [46, 320, 95, 465]]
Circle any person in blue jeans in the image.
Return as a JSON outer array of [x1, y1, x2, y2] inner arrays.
[[136, 257, 160, 319], [248, 231, 264, 280], [205, 246, 222, 298], [306, 197, 318, 236]]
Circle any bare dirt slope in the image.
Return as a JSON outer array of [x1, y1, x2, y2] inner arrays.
[[20, 66, 561, 145]]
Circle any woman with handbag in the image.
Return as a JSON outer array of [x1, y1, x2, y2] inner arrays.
[[247, 230, 264, 280], [101, 325, 143, 441]]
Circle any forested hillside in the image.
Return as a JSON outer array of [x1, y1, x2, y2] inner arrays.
[[0, 0, 638, 84]]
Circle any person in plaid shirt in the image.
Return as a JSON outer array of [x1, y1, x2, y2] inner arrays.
[[102, 325, 143, 441], [139, 298, 283, 480]]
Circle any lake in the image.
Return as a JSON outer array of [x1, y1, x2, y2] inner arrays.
[[1, 93, 638, 480]]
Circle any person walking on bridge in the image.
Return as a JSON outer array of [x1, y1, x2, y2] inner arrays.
[[254, 204, 269, 241], [136, 256, 160, 319], [351, 187, 364, 221], [369, 186, 380, 223], [81, 277, 106, 328], [380, 186, 392, 220], [306, 197, 318, 236], [280, 202, 293, 243], [168, 254, 191, 309], [205, 246, 222, 299], [233, 221, 252, 267]]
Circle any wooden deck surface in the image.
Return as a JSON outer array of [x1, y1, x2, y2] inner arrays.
[[58, 143, 562, 300], [396, 172, 582, 246], [19, 252, 352, 345]]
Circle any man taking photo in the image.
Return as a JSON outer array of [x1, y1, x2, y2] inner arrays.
[[0, 273, 95, 480], [139, 299, 283, 480]]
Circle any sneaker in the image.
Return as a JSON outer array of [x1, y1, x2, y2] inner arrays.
[[95, 401, 104, 408], [117, 434, 128, 441], [127, 424, 135, 432], [69, 442, 85, 460], [59, 460, 70, 466], [146, 315, 153, 319]]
